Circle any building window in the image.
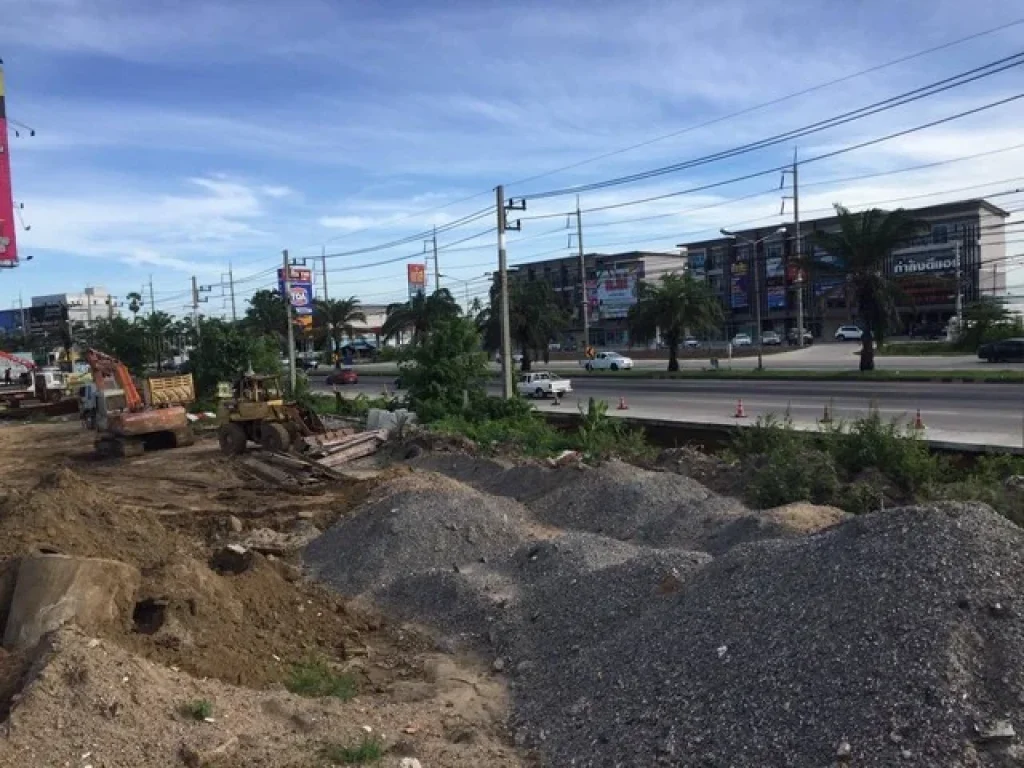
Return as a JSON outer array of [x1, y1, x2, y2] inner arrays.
[[932, 225, 948, 244]]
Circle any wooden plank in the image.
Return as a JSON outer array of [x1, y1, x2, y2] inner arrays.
[[317, 437, 385, 467]]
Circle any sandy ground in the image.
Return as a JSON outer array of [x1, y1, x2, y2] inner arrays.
[[0, 420, 527, 768]]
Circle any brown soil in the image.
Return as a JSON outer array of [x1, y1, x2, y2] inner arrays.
[[0, 421, 525, 767]]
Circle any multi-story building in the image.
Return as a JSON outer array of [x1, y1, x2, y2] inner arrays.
[[679, 198, 1009, 340], [510, 250, 687, 349], [32, 286, 121, 328]]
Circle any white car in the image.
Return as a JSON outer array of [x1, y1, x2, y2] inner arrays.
[[517, 371, 572, 399], [732, 333, 752, 347], [835, 325, 864, 342], [582, 351, 634, 371], [684, 337, 700, 348]]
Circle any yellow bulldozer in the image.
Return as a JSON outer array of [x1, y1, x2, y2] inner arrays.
[[216, 373, 338, 455]]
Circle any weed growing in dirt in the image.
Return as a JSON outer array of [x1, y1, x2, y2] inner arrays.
[[320, 735, 384, 765], [285, 659, 358, 700], [821, 412, 940, 492], [576, 397, 653, 462], [180, 699, 213, 721]]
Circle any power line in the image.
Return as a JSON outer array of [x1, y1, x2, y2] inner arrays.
[[521, 54, 1024, 201], [504, 17, 1024, 191]]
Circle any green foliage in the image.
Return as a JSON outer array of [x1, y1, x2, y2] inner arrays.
[[285, 659, 358, 700], [87, 317, 149, 374], [432, 412, 568, 457], [958, 296, 1016, 349], [374, 345, 404, 363], [485, 278, 569, 372], [822, 412, 939, 492], [180, 699, 213, 721], [381, 289, 461, 345], [242, 289, 289, 341], [629, 272, 722, 371], [402, 316, 489, 422], [746, 442, 840, 509], [249, 334, 283, 376], [189, 318, 252, 398], [808, 205, 929, 370], [320, 735, 384, 765], [576, 397, 651, 461], [314, 297, 367, 356]]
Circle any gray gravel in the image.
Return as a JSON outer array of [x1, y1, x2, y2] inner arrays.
[[303, 472, 530, 596]]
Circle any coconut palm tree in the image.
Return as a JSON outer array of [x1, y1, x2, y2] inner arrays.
[[313, 297, 367, 366], [141, 311, 175, 370], [381, 289, 460, 345], [480, 278, 568, 372], [126, 291, 144, 322], [629, 272, 722, 372], [808, 205, 928, 371]]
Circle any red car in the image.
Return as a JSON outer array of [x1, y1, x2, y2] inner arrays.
[[326, 368, 359, 385]]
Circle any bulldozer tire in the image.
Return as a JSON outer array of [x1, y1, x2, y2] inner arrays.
[[260, 422, 291, 453], [218, 423, 247, 456]]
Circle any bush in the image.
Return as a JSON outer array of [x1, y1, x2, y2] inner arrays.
[[576, 397, 652, 462], [320, 735, 384, 765], [402, 317, 489, 422], [431, 412, 568, 457], [823, 412, 940, 492], [180, 699, 213, 721], [285, 659, 357, 700], [745, 443, 840, 509]]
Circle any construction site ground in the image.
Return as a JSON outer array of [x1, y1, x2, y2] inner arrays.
[[0, 421, 524, 768]]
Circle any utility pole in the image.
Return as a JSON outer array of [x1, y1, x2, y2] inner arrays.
[[282, 249, 297, 391], [18, 292, 26, 343], [107, 295, 114, 319], [496, 185, 515, 399], [432, 226, 440, 293], [228, 262, 237, 322], [575, 196, 590, 350], [321, 245, 329, 303], [752, 244, 764, 371], [955, 239, 964, 332], [148, 275, 155, 318], [190, 275, 200, 338], [792, 149, 805, 347]]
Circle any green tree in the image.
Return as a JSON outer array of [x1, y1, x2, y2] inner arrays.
[[188, 318, 252, 398], [480, 278, 568, 372], [808, 205, 928, 371], [628, 272, 723, 372], [243, 289, 288, 343], [126, 291, 144, 322], [381, 289, 461, 345], [959, 296, 1015, 349], [89, 317, 148, 374], [313, 297, 367, 365], [401, 316, 489, 421], [141, 311, 175, 370]]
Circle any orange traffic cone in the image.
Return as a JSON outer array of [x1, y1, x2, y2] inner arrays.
[[734, 399, 747, 418], [617, 396, 629, 410], [913, 409, 926, 430]]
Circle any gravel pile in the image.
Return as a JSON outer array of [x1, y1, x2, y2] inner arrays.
[[511, 502, 1024, 767], [303, 472, 531, 596]]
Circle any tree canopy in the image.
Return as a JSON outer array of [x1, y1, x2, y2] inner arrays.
[[382, 289, 461, 345], [480, 278, 568, 371], [629, 272, 722, 372], [313, 297, 367, 363]]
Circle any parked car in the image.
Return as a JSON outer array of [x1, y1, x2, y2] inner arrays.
[[326, 368, 359, 385], [834, 325, 864, 342], [581, 351, 634, 371], [761, 331, 782, 346], [731, 333, 752, 347], [910, 323, 947, 340], [517, 371, 573, 399], [683, 337, 700, 348], [978, 338, 1024, 363], [787, 328, 814, 346]]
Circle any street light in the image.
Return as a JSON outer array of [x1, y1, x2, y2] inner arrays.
[[721, 227, 787, 371]]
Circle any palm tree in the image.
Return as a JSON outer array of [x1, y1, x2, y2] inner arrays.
[[313, 297, 367, 366], [126, 291, 144, 322], [808, 205, 928, 371], [481, 278, 568, 372], [382, 289, 460, 345], [629, 272, 722, 372]]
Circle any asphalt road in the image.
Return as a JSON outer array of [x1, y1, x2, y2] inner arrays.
[[321, 374, 1024, 449]]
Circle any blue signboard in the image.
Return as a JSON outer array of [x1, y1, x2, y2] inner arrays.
[[767, 286, 786, 309], [278, 267, 314, 316]]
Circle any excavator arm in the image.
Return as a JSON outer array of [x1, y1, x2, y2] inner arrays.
[[0, 350, 37, 371], [84, 348, 143, 411]]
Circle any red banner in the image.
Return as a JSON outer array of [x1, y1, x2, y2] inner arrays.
[[0, 68, 17, 266]]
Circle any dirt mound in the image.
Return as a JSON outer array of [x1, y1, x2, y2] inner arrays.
[[0, 467, 195, 567], [0, 628, 524, 768], [513, 502, 1024, 767], [304, 472, 533, 597]]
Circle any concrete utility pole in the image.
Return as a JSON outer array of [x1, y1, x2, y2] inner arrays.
[[148, 276, 155, 318], [190, 276, 200, 336], [321, 245, 329, 303], [792, 148, 805, 347], [496, 185, 514, 399], [282, 249, 297, 391], [432, 226, 440, 293], [955, 239, 964, 332], [227, 263, 237, 322], [575, 195, 590, 350]]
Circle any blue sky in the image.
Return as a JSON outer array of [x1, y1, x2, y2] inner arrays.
[[2, 0, 1024, 317]]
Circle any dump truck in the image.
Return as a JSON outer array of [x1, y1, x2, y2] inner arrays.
[[84, 349, 195, 457]]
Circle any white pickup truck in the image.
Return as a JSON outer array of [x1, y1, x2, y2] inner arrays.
[[580, 351, 634, 371], [517, 371, 573, 399]]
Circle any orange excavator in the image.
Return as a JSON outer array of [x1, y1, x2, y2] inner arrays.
[[84, 348, 194, 457]]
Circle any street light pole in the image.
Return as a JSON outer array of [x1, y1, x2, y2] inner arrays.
[[722, 227, 786, 372]]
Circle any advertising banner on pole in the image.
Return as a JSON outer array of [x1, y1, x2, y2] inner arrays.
[[407, 263, 427, 299], [595, 270, 638, 319], [767, 285, 786, 309], [730, 261, 749, 309], [277, 267, 314, 316], [0, 68, 18, 267]]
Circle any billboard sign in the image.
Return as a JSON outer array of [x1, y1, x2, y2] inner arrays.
[[890, 244, 957, 277], [767, 285, 786, 309], [813, 277, 846, 298], [277, 267, 314, 315], [730, 261, 749, 309], [595, 270, 638, 319], [407, 263, 426, 299], [0, 68, 18, 267], [765, 257, 784, 279]]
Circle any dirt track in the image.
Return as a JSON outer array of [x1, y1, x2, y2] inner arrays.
[[0, 421, 525, 768]]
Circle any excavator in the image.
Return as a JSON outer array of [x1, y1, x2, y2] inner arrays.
[[84, 348, 195, 457]]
